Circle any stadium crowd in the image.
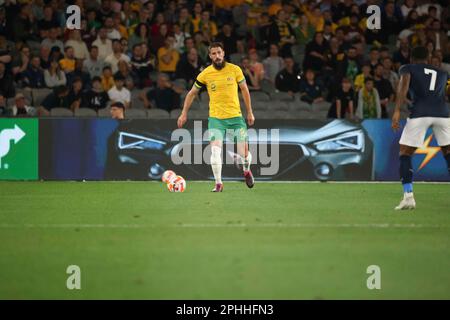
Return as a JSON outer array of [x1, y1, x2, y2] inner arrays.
[[0, 0, 449, 120]]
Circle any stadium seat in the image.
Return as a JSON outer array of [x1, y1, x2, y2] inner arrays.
[[270, 91, 295, 102], [74, 108, 97, 117], [200, 91, 209, 102], [131, 96, 146, 109], [97, 108, 110, 118], [260, 79, 276, 95], [147, 109, 170, 119], [288, 101, 312, 112], [251, 91, 270, 102], [50, 108, 73, 117], [311, 101, 331, 112], [190, 110, 208, 119], [272, 101, 289, 111], [252, 101, 269, 110], [292, 110, 314, 120], [170, 108, 182, 119], [32, 88, 52, 107], [173, 78, 187, 90], [16, 88, 33, 102], [124, 109, 147, 119]]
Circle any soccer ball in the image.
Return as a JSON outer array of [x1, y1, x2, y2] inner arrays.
[[167, 175, 186, 193], [162, 170, 177, 184]]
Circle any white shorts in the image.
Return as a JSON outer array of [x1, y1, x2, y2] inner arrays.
[[400, 117, 450, 147]]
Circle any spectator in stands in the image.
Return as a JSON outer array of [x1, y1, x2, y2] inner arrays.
[[151, 23, 169, 53], [373, 63, 394, 118], [294, 13, 315, 47], [263, 44, 284, 84], [178, 7, 194, 36], [173, 23, 190, 54], [381, 57, 399, 90], [67, 77, 83, 111], [248, 48, 265, 84], [158, 35, 180, 77], [92, 27, 113, 60], [354, 63, 372, 92], [101, 65, 115, 92], [104, 16, 121, 40], [128, 23, 151, 52], [83, 46, 105, 79], [67, 59, 91, 90], [256, 12, 272, 50], [194, 32, 209, 63], [275, 56, 302, 96], [0, 62, 15, 98], [241, 56, 260, 91], [110, 101, 125, 120], [38, 4, 59, 36], [130, 44, 153, 88], [22, 55, 45, 89], [38, 85, 70, 116], [115, 60, 134, 90], [366, 48, 380, 72], [380, 0, 403, 44], [141, 73, 182, 112], [10, 93, 36, 117], [269, 9, 296, 58], [303, 32, 329, 72], [105, 39, 131, 74], [180, 37, 196, 62], [11, 45, 31, 79], [299, 69, 324, 104], [81, 76, 109, 111], [356, 78, 381, 119], [336, 46, 360, 83], [215, 23, 238, 57], [44, 59, 67, 88], [65, 30, 90, 60], [108, 74, 130, 108], [59, 46, 76, 73], [327, 77, 354, 119], [198, 10, 218, 43], [39, 45, 51, 70], [393, 38, 410, 70], [175, 48, 204, 88], [427, 19, 447, 52], [151, 12, 166, 37], [41, 27, 64, 53]]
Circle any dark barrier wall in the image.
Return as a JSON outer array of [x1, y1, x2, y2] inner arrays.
[[1, 118, 449, 181]]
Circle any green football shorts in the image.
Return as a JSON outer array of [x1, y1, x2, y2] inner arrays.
[[208, 116, 248, 142]]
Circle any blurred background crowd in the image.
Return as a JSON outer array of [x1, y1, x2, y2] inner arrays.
[[0, 0, 449, 120]]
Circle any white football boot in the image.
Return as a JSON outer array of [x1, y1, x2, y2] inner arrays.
[[395, 193, 416, 210]]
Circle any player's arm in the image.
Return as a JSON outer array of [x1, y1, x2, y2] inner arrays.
[[392, 73, 411, 131], [239, 80, 255, 126], [177, 84, 201, 128]]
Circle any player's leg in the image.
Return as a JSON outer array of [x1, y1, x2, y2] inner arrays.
[[208, 118, 225, 192], [431, 117, 450, 175], [232, 117, 254, 188], [395, 118, 430, 210]]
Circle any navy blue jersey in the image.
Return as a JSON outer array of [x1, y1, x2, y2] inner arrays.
[[399, 63, 449, 118]]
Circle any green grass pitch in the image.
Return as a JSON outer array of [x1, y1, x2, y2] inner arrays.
[[0, 181, 449, 299]]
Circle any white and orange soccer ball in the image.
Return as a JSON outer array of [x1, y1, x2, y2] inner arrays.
[[161, 170, 177, 184], [167, 175, 186, 193]]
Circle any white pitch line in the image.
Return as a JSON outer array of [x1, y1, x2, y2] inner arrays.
[[0, 223, 447, 229]]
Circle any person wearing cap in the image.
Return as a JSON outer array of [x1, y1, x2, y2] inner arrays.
[[108, 73, 130, 108], [110, 101, 125, 120], [10, 93, 36, 117]]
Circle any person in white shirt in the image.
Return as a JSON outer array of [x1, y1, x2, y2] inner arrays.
[[104, 39, 131, 74], [65, 30, 89, 60], [108, 74, 130, 108], [105, 17, 122, 40], [10, 93, 36, 116], [92, 28, 113, 61]]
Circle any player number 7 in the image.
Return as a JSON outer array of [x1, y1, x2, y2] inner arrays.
[[424, 68, 437, 91]]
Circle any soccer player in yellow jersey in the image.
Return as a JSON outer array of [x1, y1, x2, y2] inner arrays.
[[177, 42, 255, 192]]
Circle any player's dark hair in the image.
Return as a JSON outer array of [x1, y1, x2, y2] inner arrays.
[[208, 42, 224, 52], [411, 46, 428, 62], [110, 101, 125, 110]]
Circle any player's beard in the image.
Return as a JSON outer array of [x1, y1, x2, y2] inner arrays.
[[212, 59, 225, 70]]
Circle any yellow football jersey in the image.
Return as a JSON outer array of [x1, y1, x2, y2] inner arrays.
[[194, 62, 245, 119]]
